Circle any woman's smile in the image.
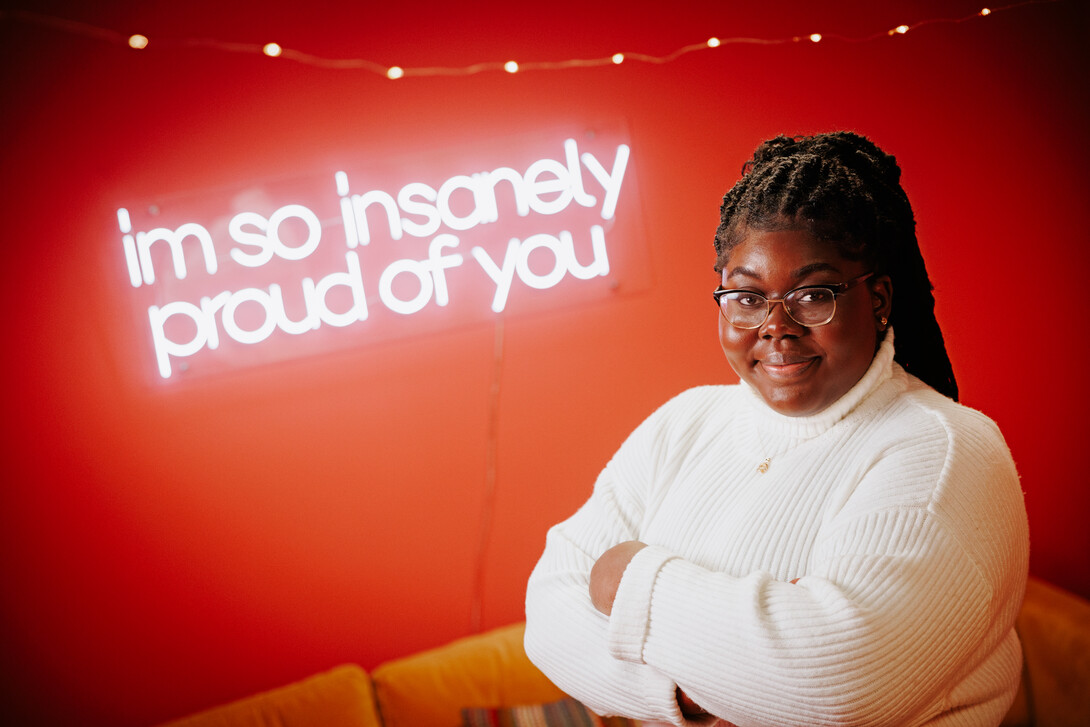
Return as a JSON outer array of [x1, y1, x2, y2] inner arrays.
[[757, 354, 818, 380]]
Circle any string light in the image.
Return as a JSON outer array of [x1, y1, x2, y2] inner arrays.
[[0, 1, 1063, 80]]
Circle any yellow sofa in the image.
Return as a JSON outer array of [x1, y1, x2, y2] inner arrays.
[[160, 577, 1090, 727]]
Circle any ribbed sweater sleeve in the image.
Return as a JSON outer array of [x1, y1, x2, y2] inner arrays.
[[524, 398, 702, 724], [525, 339, 1028, 727]]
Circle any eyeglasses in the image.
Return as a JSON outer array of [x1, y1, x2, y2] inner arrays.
[[712, 272, 874, 329]]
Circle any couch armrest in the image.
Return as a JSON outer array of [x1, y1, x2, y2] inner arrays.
[[371, 623, 566, 727], [1012, 577, 1090, 727], [157, 664, 381, 727]]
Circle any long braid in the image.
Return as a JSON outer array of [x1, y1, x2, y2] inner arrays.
[[714, 132, 958, 401]]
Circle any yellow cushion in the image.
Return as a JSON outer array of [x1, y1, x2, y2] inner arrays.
[[371, 623, 567, 727], [157, 664, 381, 727]]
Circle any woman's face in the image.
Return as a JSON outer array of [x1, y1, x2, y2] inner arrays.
[[718, 227, 892, 417]]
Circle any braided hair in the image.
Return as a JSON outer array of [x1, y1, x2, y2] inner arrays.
[[713, 131, 958, 400]]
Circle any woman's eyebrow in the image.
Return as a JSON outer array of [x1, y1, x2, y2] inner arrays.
[[792, 262, 842, 278], [726, 261, 842, 282], [725, 265, 761, 281]]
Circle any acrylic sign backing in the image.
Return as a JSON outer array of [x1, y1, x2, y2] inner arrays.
[[114, 122, 648, 382]]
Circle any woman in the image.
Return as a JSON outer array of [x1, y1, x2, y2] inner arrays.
[[524, 132, 1029, 726]]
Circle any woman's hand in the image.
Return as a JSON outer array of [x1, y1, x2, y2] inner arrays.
[[591, 542, 740, 725], [677, 687, 710, 717], [589, 540, 647, 615]]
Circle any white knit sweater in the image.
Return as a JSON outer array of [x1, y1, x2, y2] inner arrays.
[[524, 333, 1029, 727]]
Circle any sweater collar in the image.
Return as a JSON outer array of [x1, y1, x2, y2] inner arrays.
[[741, 328, 898, 438]]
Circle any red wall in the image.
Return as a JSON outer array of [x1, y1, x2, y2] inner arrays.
[[2, 2, 1087, 724]]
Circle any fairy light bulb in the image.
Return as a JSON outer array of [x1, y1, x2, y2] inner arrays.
[[980, 7, 992, 15], [387, 66, 404, 79], [809, 33, 822, 43], [263, 42, 282, 57], [707, 37, 721, 48], [128, 34, 148, 50], [611, 53, 624, 64], [890, 25, 910, 35], [504, 60, 518, 73]]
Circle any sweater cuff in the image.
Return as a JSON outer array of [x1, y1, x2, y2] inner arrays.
[[607, 545, 677, 663]]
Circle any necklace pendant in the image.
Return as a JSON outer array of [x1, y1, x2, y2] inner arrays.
[[757, 457, 771, 474]]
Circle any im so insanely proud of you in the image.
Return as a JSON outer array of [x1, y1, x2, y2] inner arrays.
[[115, 138, 631, 379]]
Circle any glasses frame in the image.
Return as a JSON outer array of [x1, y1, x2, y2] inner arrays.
[[712, 272, 875, 329]]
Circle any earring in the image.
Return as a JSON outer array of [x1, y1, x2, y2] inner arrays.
[[879, 316, 888, 329]]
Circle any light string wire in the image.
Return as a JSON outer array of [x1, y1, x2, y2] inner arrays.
[[470, 317, 505, 633], [0, 1, 1067, 79]]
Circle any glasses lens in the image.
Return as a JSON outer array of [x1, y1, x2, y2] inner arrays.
[[784, 287, 836, 326], [720, 291, 767, 329]]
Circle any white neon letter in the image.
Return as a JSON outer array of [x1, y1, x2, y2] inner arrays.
[[398, 183, 441, 238], [335, 171, 359, 249], [515, 234, 567, 290], [228, 211, 275, 268], [137, 223, 218, 285], [379, 258, 433, 315], [221, 288, 278, 345], [523, 158, 574, 216], [426, 234, 464, 306], [268, 283, 320, 335], [480, 167, 530, 220], [199, 292, 230, 349], [581, 143, 630, 219], [351, 190, 403, 246], [564, 139, 597, 208], [268, 204, 321, 261], [472, 238, 520, 313], [565, 226, 610, 280], [302, 251, 369, 327], [147, 301, 212, 379], [117, 208, 142, 287], [437, 175, 486, 231]]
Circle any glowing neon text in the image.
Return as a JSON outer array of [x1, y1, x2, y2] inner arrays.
[[118, 138, 632, 379]]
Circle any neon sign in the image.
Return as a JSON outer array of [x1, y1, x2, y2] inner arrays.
[[116, 130, 642, 380]]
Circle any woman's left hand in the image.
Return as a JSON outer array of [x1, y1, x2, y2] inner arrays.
[[589, 540, 647, 615]]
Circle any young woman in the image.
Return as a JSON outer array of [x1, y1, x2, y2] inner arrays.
[[525, 132, 1029, 726]]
